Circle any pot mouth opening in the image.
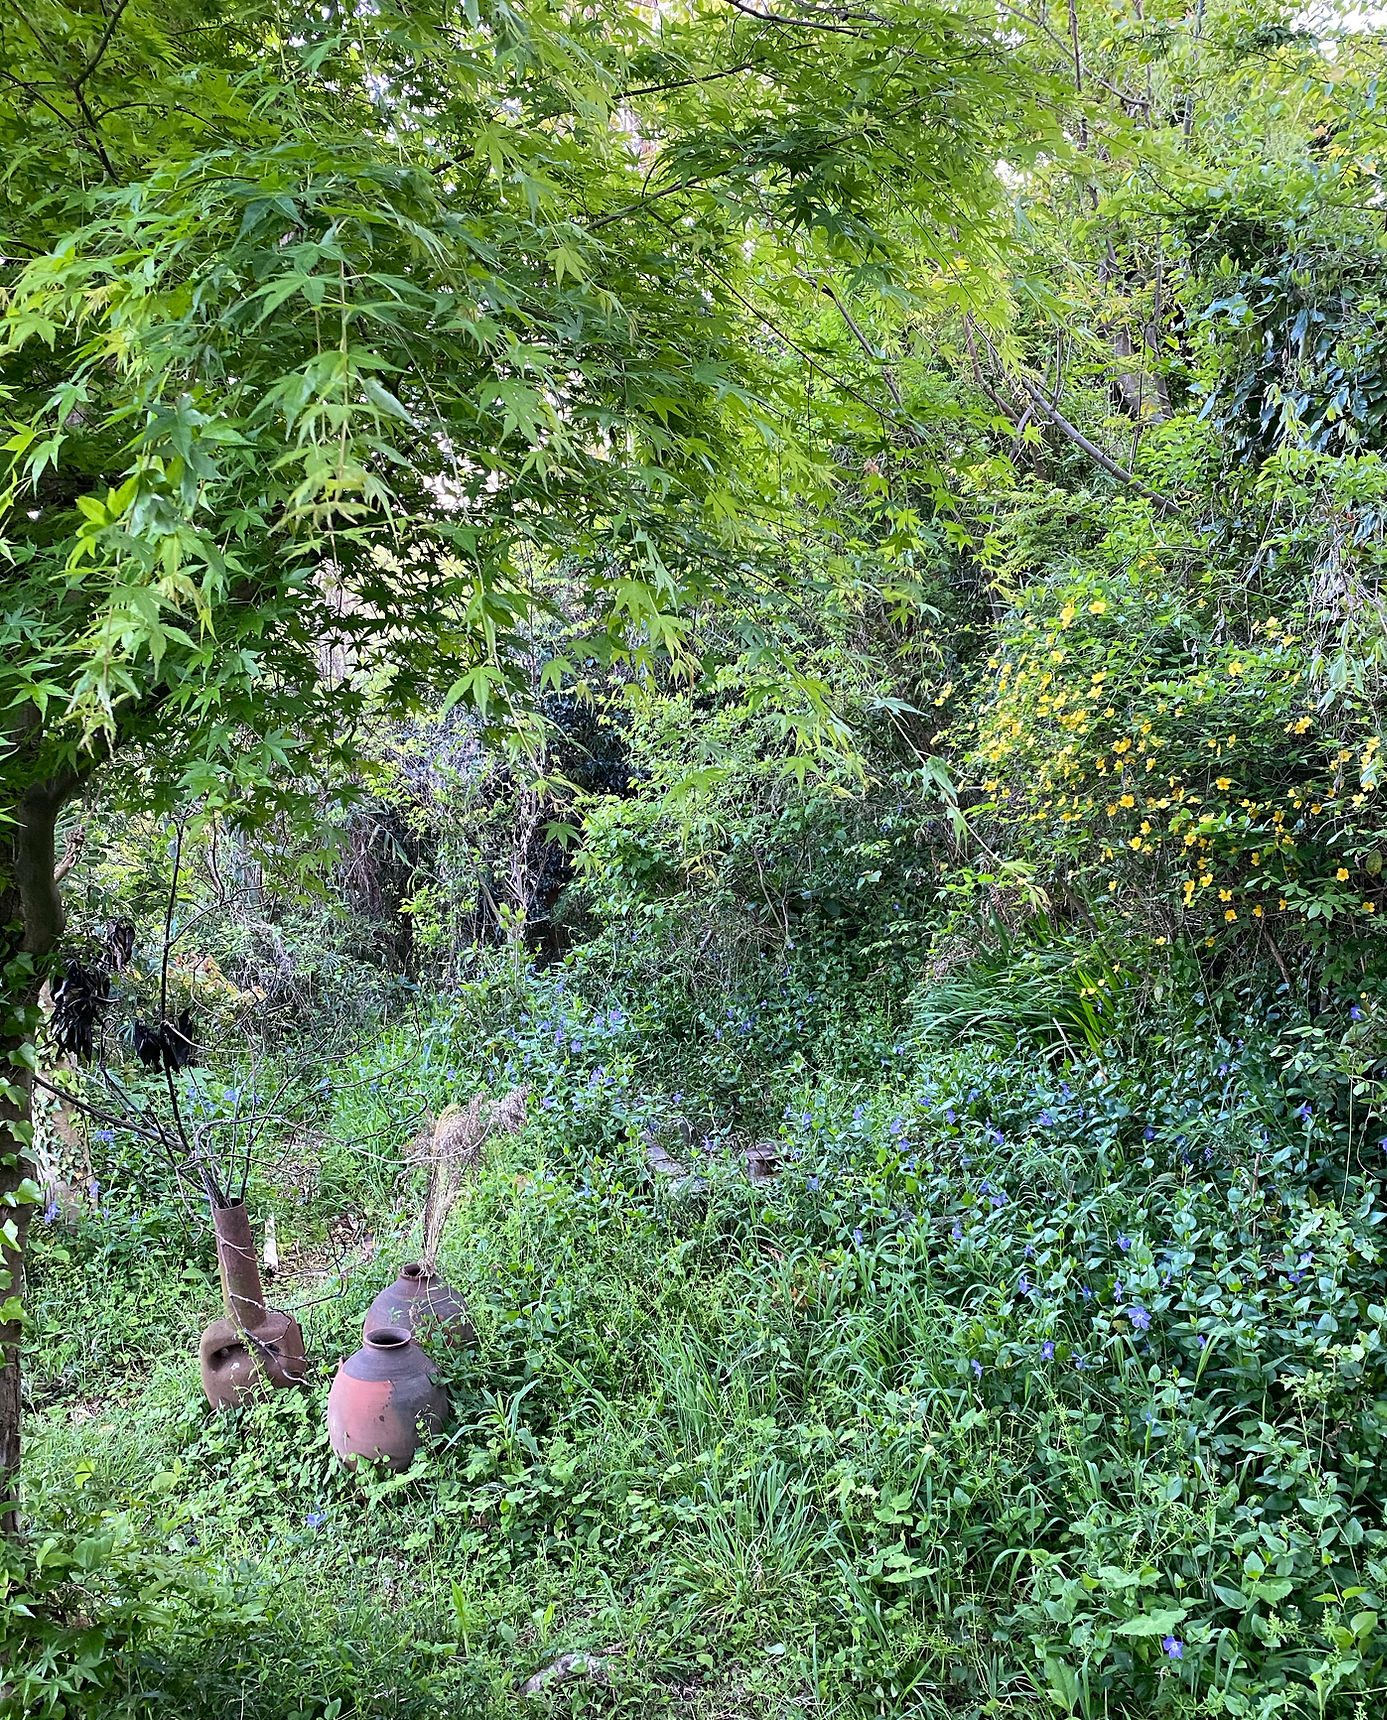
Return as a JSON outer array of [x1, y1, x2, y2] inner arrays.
[[367, 1327, 410, 1350], [401, 1262, 430, 1281]]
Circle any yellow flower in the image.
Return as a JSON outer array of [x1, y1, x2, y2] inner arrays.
[[1119, 793, 1135, 809], [1253, 904, 1264, 918], [1199, 873, 1213, 887], [1089, 599, 1107, 614], [1225, 908, 1237, 921], [1365, 902, 1377, 914], [1215, 777, 1232, 791], [1228, 661, 1243, 676], [1218, 889, 1232, 902], [1336, 867, 1350, 882]]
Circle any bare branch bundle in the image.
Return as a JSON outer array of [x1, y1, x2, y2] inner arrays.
[[419, 1087, 528, 1268]]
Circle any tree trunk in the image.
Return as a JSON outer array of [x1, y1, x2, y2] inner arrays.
[[1, 773, 77, 1535]]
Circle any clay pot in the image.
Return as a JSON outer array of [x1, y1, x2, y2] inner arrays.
[[327, 1327, 449, 1470], [198, 1201, 306, 1409], [362, 1262, 474, 1350]]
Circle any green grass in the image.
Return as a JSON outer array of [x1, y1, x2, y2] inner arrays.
[[13, 970, 1387, 1718]]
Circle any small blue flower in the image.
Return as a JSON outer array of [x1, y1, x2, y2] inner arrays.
[[805, 1175, 820, 1193], [1143, 1125, 1156, 1142], [944, 1108, 957, 1125], [1041, 1340, 1055, 1361], [305, 1511, 327, 1530], [42, 1197, 60, 1225], [970, 1359, 983, 1379], [951, 1221, 964, 1240], [1129, 1305, 1151, 1331], [1018, 1275, 1032, 1297], [1351, 1005, 1365, 1022], [852, 1227, 864, 1247], [1038, 1110, 1055, 1128], [1295, 1102, 1312, 1121], [1117, 1234, 1132, 1252], [1162, 1636, 1183, 1661]]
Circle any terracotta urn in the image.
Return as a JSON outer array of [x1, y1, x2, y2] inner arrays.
[[198, 1201, 306, 1409], [362, 1261, 474, 1350], [327, 1327, 449, 1470]]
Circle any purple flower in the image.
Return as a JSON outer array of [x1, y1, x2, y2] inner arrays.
[[1162, 1636, 1183, 1661], [852, 1227, 864, 1246], [1129, 1305, 1151, 1331], [806, 1175, 820, 1193], [1038, 1110, 1055, 1128], [1351, 1005, 1365, 1022], [1143, 1125, 1156, 1142], [951, 1220, 964, 1240], [1295, 1102, 1312, 1121], [944, 1108, 957, 1125], [1117, 1234, 1132, 1252], [42, 1197, 60, 1225], [1041, 1340, 1055, 1360], [1019, 1275, 1032, 1297], [305, 1511, 327, 1530], [970, 1359, 983, 1379]]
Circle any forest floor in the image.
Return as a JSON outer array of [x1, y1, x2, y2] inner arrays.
[[19, 975, 1387, 1719]]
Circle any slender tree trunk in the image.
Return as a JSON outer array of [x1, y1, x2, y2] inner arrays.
[[1, 771, 78, 1534]]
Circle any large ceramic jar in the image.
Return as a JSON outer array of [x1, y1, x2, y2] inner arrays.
[[327, 1328, 449, 1471], [199, 1201, 306, 1409], [361, 1261, 474, 1350]]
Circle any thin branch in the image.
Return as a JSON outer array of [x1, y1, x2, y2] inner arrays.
[[73, 0, 131, 89], [52, 825, 86, 886], [718, 0, 867, 34], [158, 821, 182, 1024], [820, 282, 904, 408]]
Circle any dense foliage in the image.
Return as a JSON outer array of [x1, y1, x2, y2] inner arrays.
[[9, 0, 1387, 1716]]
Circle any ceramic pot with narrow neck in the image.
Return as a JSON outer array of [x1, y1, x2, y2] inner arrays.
[[362, 1261, 474, 1350], [327, 1327, 449, 1471], [198, 1201, 306, 1409]]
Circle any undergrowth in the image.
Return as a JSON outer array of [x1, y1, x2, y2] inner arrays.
[[11, 952, 1387, 1719]]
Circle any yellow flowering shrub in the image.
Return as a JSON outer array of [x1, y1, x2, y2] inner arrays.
[[967, 510, 1387, 939]]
